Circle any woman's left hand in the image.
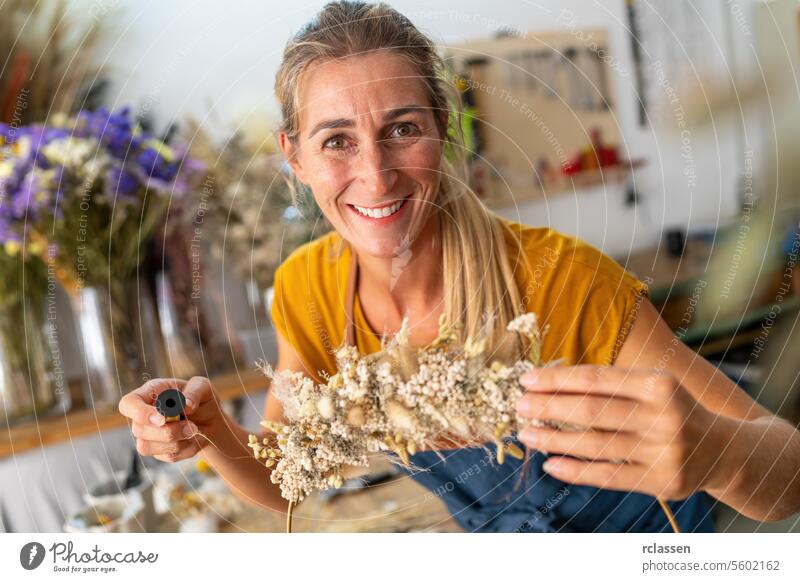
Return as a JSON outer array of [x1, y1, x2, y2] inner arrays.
[[516, 365, 731, 500]]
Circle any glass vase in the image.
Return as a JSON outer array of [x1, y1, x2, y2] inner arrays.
[[0, 294, 66, 427], [155, 270, 205, 378], [70, 280, 167, 409]]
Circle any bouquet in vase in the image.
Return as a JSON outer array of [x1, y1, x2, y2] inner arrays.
[[0, 123, 63, 424], [185, 123, 323, 308], [1, 107, 204, 405]]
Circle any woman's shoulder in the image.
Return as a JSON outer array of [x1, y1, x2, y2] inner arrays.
[[270, 229, 348, 380], [274, 229, 351, 302], [497, 217, 649, 366], [498, 217, 644, 292], [276, 229, 345, 280], [271, 228, 348, 328]]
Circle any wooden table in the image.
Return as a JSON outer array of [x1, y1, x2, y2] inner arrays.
[[0, 368, 268, 459], [159, 459, 463, 533]]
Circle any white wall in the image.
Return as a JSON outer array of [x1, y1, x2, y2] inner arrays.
[[84, 0, 769, 256]]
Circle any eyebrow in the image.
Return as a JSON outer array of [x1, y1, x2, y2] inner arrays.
[[306, 105, 429, 139]]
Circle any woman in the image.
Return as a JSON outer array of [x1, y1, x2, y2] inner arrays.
[[119, 1, 800, 532]]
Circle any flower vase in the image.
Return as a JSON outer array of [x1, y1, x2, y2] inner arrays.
[[0, 293, 66, 427], [154, 224, 248, 377], [70, 280, 167, 409], [155, 270, 205, 378], [230, 278, 279, 366]]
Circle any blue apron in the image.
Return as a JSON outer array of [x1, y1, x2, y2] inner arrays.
[[394, 437, 715, 532], [344, 252, 716, 533]]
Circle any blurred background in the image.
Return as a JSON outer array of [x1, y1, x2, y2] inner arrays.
[[1, 0, 799, 533]]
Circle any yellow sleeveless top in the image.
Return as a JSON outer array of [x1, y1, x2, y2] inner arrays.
[[271, 218, 649, 383]]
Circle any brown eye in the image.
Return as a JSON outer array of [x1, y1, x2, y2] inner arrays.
[[324, 136, 346, 149], [392, 123, 417, 138]]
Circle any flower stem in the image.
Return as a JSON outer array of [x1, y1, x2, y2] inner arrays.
[[286, 500, 295, 533], [657, 498, 681, 533]]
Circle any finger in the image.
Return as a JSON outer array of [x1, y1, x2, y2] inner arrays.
[[119, 378, 188, 426], [153, 441, 202, 464], [542, 456, 647, 493], [131, 377, 188, 400], [516, 393, 644, 431], [131, 419, 199, 443], [137, 437, 199, 459], [182, 376, 215, 415], [520, 365, 670, 402], [136, 438, 180, 457], [518, 426, 651, 463]]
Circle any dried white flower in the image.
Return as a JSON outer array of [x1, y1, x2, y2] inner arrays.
[[252, 312, 567, 504], [316, 396, 335, 419]]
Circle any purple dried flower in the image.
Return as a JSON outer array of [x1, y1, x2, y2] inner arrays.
[[106, 164, 140, 199]]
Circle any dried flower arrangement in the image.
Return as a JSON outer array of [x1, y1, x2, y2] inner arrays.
[[183, 122, 323, 292], [249, 311, 566, 531], [248, 309, 682, 533], [1, 0, 107, 126]]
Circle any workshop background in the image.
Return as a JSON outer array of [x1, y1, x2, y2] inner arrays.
[[1, 0, 799, 533]]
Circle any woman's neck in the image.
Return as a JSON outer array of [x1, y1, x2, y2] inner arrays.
[[353, 214, 443, 332]]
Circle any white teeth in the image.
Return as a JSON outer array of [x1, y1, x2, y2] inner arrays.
[[353, 198, 405, 219]]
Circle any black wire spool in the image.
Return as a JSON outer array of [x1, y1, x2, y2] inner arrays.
[[155, 389, 187, 422]]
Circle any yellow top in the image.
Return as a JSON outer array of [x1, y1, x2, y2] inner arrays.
[[271, 218, 650, 383]]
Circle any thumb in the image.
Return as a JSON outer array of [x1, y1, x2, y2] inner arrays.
[[182, 376, 215, 414]]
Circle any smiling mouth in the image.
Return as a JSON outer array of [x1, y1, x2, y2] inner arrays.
[[347, 194, 411, 219]]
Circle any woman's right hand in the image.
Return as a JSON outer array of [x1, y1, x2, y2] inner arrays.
[[118, 376, 221, 464]]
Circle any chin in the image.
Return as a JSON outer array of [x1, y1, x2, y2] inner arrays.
[[342, 232, 409, 260], [358, 241, 408, 260]]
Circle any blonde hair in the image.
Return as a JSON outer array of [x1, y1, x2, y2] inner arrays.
[[275, 1, 526, 362]]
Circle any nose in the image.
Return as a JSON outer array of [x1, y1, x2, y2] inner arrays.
[[354, 140, 399, 196]]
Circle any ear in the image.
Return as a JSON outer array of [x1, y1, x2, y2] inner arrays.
[[279, 131, 307, 185]]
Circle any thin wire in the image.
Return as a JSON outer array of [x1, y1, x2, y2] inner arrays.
[[189, 432, 261, 461]]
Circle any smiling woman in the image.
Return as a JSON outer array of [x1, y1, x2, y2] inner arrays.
[[273, 5, 527, 362], [118, 0, 800, 533]]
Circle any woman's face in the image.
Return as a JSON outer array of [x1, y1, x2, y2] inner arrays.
[[279, 51, 445, 259]]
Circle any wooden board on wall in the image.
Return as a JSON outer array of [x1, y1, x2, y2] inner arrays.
[[444, 29, 624, 207]]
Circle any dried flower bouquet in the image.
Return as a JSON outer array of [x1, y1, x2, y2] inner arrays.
[[249, 312, 567, 507]]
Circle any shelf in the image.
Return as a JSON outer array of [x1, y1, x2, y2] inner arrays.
[[483, 159, 645, 209], [0, 368, 269, 459]]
